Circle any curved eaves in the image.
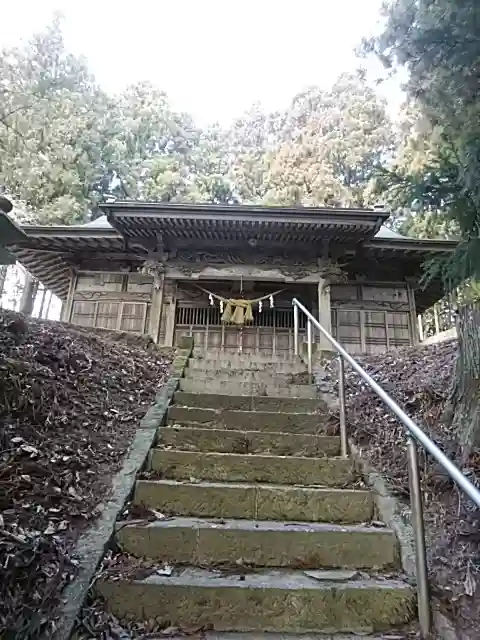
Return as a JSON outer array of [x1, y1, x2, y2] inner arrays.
[[9, 246, 72, 298]]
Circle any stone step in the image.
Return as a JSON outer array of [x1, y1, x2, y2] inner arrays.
[[116, 517, 399, 569], [158, 425, 340, 457], [173, 391, 326, 413], [190, 353, 301, 365], [148, 449, 353, 486], [167, 407, 330, 435], [133, 480, 373, 523], [183, 368, 312, 385], [167, 418, 334, 436], [192, 348, 296, 362], [187, 358, 307, 374], [97, 567, 415, 633], [179, 378, 319, 399], [113, 634, 412, 640]]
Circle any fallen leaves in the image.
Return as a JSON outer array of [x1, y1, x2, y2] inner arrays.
[[0, 310, 173, 638], [323, 338, 480, 634]]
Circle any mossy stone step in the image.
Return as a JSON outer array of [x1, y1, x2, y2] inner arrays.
[[167, 406, 329, 434], [158, 425, 340, 457], [116, 517, 399, 569], [173, 391, 327, 413], [148, 449, 353, 486], [187, 358, 306, 374], [183, 368, 312, 385], [179, 377, 319, 399], [96, 567, 415, 633], [133, 480, 373, 523]]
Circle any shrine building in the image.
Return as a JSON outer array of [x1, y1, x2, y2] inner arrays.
[[7, 202, 456, 356]]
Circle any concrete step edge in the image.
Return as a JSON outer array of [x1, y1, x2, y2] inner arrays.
[[132, 634, 409, 640], [165, 420, 335, 436], [136, 478, 365, 494], [100, 566, 410, 588], [97, 567, 414, 602], [161, 424, 338, 439], [168, 407, 324, 418], [173, 391, 323, 407], [150, 448, 347, 464], [117, 516, 392, 536], [188, 356, 304, 363]]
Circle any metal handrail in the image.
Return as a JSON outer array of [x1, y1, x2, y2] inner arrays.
[[292, 297, 480, 638]]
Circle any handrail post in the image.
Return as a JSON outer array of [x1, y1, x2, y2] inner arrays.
[[338, 356, 348, 458], [293, 303, 299, 356], [291, 296, 480, 639], [407, 436, 431, 636], [306, 319, 313, 380]]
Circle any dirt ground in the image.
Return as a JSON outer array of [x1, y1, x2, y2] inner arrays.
[[0, 310, 173, 639]]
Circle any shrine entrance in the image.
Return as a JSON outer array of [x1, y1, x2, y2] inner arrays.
[[173, 280, 311, 357]]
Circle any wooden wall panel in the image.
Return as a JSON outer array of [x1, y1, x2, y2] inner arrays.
[[127, 273, 154, 293], [331, 283, 413, 353], [361, 285, 408, 303], [76, 273, 123, 292], [70, 271, 153, 335], [119, 302, 148, 333], [71, 301, 96, 327], [96, 302, 120, 330]]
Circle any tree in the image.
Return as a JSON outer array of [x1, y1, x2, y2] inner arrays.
[[367, 0, 480, 461], [223, 105, 283, 203], [0, 16, 117, 224], [371, 102, 460, 239], [262, 72, 394, 207], [365, 0, 480, 284]]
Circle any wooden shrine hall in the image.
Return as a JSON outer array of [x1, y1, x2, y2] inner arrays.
[[7, 202, 456, 356]]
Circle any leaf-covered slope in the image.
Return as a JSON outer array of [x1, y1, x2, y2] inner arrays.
[[325, 340, 480, 634], [0, 311, 173, 638]]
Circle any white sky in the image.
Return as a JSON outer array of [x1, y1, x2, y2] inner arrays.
[[0, 0, 403, 125]]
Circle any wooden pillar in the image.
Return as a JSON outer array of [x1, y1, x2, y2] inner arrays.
[[407, 282, 419, 345], [148, 273, 165, 342], [160, 279, 177, 347], [164, 299, 176, 346], [433, 303, 440, 335], [62, 270, 77, 323], [418, 315, 424, 342], [317, 278, 333, 351]]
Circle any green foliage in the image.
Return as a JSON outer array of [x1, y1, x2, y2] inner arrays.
[[0, 16, 116, 224], [262, 72, 394, 207], [366, 0, 480, 286], [1, 19, 394, 225]]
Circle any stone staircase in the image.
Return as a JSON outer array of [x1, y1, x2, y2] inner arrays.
[[98, 351, 416, 636]]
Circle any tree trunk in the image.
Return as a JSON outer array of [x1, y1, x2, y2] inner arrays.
[[37, 286, 47, 318], [0, 264, 8, 303], [19, 273, 38, 316], [447, 304, 480, 464]]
